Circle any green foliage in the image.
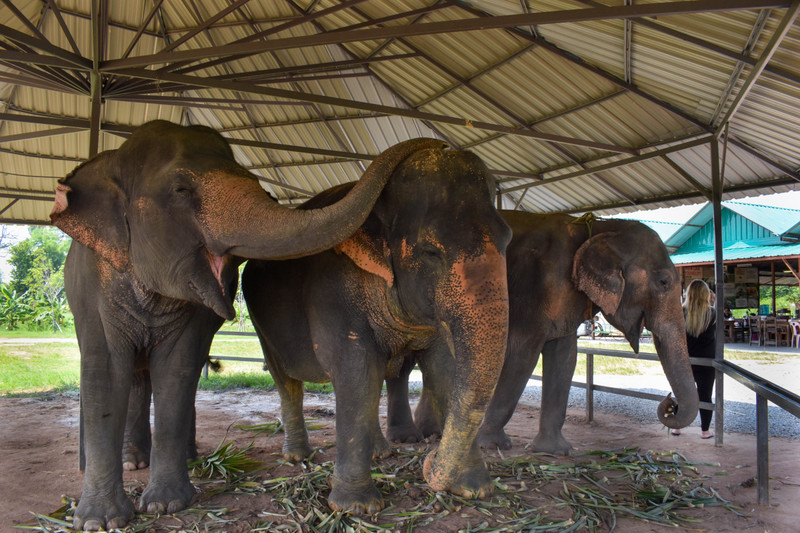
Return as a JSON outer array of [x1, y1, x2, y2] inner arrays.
[[189, 440, 263, 480], [759, 285, 799, 314], [1, 227, 72, 331]]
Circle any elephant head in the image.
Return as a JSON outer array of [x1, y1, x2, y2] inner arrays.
[[572, 222, 699, 429], [50, 120, 441, 319], [336, 147, 512, 495]]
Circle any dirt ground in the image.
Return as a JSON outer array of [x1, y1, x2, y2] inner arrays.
[[2, 388, 799, 532]]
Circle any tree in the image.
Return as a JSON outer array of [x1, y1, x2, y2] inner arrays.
[[3, 227, 72, 331], [8, 227, 70, 295]]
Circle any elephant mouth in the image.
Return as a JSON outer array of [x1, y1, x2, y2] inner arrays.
[[186, 249, 236, 320]]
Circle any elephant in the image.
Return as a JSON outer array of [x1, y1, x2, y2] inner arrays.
[[385, 211, 699, 455], [49, 119, 442, 531], [241, 146, 512, 514]]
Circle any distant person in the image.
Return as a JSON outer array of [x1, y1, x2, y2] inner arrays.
[[673, 279, 717, 439], [723, 307, 732, 319]]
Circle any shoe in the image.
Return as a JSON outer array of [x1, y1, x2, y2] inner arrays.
[[670, 429, 681, 436], [701, 432, 714, 439]]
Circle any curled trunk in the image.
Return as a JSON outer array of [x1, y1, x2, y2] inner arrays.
[[200, 138, 446, 260], [651, 316, 700, 429]]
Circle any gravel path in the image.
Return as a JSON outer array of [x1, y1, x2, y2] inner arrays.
[[516, 375, 800, 439]]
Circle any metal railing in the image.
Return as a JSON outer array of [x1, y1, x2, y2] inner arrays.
[[207, 333, 800, 504], [713, 360, 800, 504]]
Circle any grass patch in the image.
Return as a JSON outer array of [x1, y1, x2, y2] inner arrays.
[[0, 341, 80, 395]]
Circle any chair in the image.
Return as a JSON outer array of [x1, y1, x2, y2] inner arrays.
[[790, 321, 800, 349], [763, 317, 778, 347], [776, 320, 790, 347], [748, 316, 762, 346]]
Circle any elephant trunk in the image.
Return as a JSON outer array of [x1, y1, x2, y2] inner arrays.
[[650, 304, 700, 429], [423, 243, 509, 495], [199, 138, 446, 260]]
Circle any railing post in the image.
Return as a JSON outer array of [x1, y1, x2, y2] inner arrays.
[[586, 352, 594, 422], [756, 394, 770, 504]]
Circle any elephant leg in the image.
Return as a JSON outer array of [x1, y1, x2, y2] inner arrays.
[[327, 343, 385, 515], [123, 369, 152, 471], [73, 329, 136, 531], [417, 343, 488, 495], [372, 416, 392, 459], [276, 374, 313, 462], [140, 313, 218, 514], [414, 386, 441, 439], [385, 356, 423, 443], [531, 336, 577, 455], [477, 338, 543, 450]]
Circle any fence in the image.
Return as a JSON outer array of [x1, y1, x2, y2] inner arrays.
[[207, 332, 800, 504]]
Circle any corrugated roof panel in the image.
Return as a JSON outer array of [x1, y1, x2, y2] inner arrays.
[[725, 200, 800, 236]]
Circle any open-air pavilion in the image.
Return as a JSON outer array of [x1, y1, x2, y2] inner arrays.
[[0, 1, 799, 528]]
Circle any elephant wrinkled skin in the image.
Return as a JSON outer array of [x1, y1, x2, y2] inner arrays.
[[50, 121, 440, 531], [387, 211, 699, 455], [242, 146, 511, 514]]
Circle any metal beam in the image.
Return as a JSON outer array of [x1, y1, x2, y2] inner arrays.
[[714, 0, 800, 132], [120, 0, 166, 60], [44, 0, 81, 56], [0, 23, 89, 68], [107, 68, 636, 153], [101, 1, 789, 71], [88, 0, 106, 158], [501, 136, 713, 194], [0, 126, 83, 144]]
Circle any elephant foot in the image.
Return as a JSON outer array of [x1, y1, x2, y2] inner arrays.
[[122, 444, 150, 471], [73, 486, 135, 531], [328, 475, 384, 515], [414, 415, 441, 440], [138, 479, 197, 514], [386, 421, 423, 443], [422, 450, 494, 499], [373, 435, 392, 460], [282, 439, 314, 462], [476, 426, 512, 450], [530, 432, 572, 456]]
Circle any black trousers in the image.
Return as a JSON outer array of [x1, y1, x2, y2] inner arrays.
[[692, 363, 716, 431]]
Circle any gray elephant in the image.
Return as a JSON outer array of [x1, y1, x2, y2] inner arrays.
[[50, 120, 440, 531], [386, 211, 699, 455], [242, 146, 511, 514]]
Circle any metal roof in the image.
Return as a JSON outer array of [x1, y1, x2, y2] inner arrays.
[[665, 199, 800, 251], [2, 1, 800, 225], [670, 241, 800, 265]]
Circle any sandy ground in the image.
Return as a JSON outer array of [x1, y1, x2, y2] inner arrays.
[[1, 386, 799, 532]]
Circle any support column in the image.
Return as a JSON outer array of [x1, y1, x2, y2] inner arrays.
[[710, 137, 725, 446]]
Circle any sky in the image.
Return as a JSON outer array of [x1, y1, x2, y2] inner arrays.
[[0, 189, 797, 283]]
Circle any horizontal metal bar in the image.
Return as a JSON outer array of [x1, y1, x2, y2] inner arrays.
[[715, 360, 800, 418], [208, 355, 263, 363]]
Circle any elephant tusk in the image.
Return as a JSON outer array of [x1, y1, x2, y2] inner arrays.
[[439, 321, 456, 359]]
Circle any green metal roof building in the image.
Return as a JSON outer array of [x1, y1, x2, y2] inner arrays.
[[652, 201, 800, 314]]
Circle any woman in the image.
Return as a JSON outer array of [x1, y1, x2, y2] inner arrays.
[[673, 279, 717, 439]]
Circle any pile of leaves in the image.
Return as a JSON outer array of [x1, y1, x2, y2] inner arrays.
[[21, 435, 742, 533]]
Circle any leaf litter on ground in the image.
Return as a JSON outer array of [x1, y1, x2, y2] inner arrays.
[[19, 441, 742, 533]]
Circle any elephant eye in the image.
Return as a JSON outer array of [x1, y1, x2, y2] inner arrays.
[[653, 271, 674, 293], [420, 243, 445, 264]]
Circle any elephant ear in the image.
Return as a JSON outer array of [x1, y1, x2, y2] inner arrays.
[[572, 232, 624, 315], [572, 231, 644, 352], [333, 218, 393, 286], [50, 152, 131, 272]]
